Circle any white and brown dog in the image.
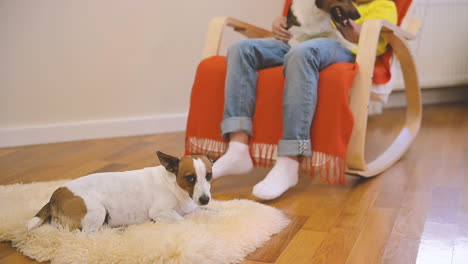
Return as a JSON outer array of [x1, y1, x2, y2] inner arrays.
[[27, 151, 213, 233], [287, 0, 361, 47]]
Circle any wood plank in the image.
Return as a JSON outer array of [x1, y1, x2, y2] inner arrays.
[[283, 184, 352, 217], [307, 227, 361, 264], [242, 261, 271, 264], [0, 243, 15, 260], [373, 159, 410, 209], [391, 189, 431, 240], [246, 215, 308, 263], [381, 234, 420, 264], [307, 177, 384, 263], [390, 152, 436, 240], [452, 147, 468, 264], [452, 236, 468, 264], [426, 187, 462, 224], [274, 230, 327, 264], [415, 222, 457, 264], [301, 200, 347, 232], [345, 208, 396, 264], [333, 177, 383, 230], [0, 251, 46, 264], [430, 106, 465, 188], [0, 149, 19, 159]]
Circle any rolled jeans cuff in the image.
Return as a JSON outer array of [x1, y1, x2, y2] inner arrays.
[[221, 117, 253, 140], [278, 139, 312, 157]]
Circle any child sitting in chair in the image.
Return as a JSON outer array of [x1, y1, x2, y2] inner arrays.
[[213, 0, 397, 200]]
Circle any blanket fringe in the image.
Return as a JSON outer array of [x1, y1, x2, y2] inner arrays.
[[185, 137, 228, 158], [303, 154, 347, 186], [186, 137, 348, 185], [250, 142, 278, 168]]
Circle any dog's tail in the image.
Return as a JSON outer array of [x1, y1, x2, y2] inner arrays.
[[27, 202, 51, 230]]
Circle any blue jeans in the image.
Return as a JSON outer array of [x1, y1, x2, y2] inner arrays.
[[221, 38, 356, 156]]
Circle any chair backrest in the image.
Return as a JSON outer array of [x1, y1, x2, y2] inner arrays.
[[282, 0, 412, 25]]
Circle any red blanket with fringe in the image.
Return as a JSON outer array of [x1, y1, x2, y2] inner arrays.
[[185, 0, 410, 185], [185, 57, 357, 185]]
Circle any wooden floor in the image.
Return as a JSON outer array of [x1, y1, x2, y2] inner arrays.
[[0, 103, 467, 264]]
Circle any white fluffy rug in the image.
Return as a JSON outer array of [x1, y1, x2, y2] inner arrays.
[[0, 180, 289, 264]]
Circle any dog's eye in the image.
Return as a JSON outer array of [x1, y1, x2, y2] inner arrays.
[[206, 173, 212, 181], [185, 175, 196, 184]]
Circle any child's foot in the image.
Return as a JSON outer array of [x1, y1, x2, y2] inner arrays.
[[252, 157, 299, 200], [212, 141, 253, 179]]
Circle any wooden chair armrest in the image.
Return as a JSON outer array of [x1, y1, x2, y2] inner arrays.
[[347, 18, 422, 174], [202, 17, 273, 59], [226, 17, 274, 39], [403, 17, 423, 36], [379, 19, 418, 40]]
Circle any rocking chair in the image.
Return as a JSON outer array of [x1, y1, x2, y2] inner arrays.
[[186, 0, 422, 178]]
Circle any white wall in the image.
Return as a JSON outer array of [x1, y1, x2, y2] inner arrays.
[[4, 0, 466, 147], [393, 0, 468, 90], [0, 0, 283, 147]]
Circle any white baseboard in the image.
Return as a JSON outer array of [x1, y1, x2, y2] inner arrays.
[[0, 113, 188, 148], [386, 85, 468, 108], [3, 86, 466, 148]]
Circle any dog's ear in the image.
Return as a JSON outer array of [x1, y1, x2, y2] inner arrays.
[[156, 151, 180, 175], [205, 152, 218, 164], [315, 0, 324, 9], [287, 8, 301, 28]]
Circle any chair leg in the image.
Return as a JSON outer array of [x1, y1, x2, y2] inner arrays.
[[346, 31, 422, 177], [346, 20, 382, 173]]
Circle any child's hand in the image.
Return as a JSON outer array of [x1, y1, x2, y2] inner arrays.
[[336, 19, 361, 44], [272, 16, 292, 43]]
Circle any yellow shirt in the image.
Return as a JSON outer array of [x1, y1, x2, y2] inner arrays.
[[353, 0, 398, 56]]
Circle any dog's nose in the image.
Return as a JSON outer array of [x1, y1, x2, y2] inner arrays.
[[349, 11, 361, 20], [199, 195, 210, 205]]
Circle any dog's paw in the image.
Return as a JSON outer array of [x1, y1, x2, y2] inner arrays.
[[152, 214, 184, 224], [197, 206, 218, 212]]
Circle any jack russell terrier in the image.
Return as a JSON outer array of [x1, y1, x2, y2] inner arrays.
[[27, 151, 213, 233], [286, 0, 361, 47]]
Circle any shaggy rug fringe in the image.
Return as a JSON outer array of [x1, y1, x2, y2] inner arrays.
[[0, 180, 290, 264]]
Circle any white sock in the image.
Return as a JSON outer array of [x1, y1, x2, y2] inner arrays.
[[252, 157, 299, 200], [212, 141, 253, 179]]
